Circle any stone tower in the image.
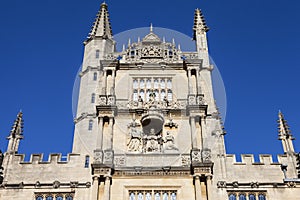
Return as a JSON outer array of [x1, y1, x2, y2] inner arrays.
[[0, 2, 299, 200]]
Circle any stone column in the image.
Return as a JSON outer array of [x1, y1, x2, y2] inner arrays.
[[103, 176, 111, 200], [206, 175, 212, 200], [109, 117, 114, 150], [102, 70, 107, 95], [190, 116, 198, 149], [97, 117, 104, 150], [188, 69, 192, 94], [111, 70, 116, 95], [195, 69, 201, 95], [92, 176, 99, 200], [194, 175, 202, 200]]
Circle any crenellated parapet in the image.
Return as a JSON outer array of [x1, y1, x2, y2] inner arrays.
[[222, 154, 298, 183], [3, 153, 90, 184], [11, 153, 81, 165]]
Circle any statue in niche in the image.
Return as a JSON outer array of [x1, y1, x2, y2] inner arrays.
[[163, 131, 178, 151], [163, 96, 170, 107], [137, 95, 143, 108], [127, 127, 143, 152], [144, 128, 161, 152]]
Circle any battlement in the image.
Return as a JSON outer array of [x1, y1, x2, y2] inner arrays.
[[12, 153, 81, 164], [225, 154, 290, 165]]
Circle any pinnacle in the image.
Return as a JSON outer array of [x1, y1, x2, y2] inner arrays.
[[193, 8, 209, 39], [277, 111, 294, 139], [86, 2, 113, 42], [9, 111, 24, 137]]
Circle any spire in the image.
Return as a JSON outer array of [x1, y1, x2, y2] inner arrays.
[[278, 111, 295, 153], [87, 2, 113, 41], [9, 111, 24, 137], [6, 111, 24, 154], [150, 23, 153, 33], [193, 9, 209, 40]]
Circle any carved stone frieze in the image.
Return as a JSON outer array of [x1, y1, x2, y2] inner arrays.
[[114, 156, 126, 167], [202, 148, 211, 162], [103, 150, 114, 165], [93, 150, 103, 164], [191, 149, 202, 164], [217, 181, 227, 188], [181, 156, 191, 166]]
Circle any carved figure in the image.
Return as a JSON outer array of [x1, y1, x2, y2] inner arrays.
[[127, 127, 143, 152], [163, 96, 170, 107], [164, 132, 178, 151], [144, 128, 161, 152], [137, 95, 143, 108]]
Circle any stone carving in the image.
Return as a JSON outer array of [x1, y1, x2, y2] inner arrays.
[[202, 149, 211, 162], [232, 181, 239, 188], [53, 181, 60, 189], [286, 181, 296, 188], [217, 181, 227, 188], [107, 95, 116, 105], [103, 150, 114, 164], [93, 150, 103, 163], [35, 181, 41, 188], [164, 119, 178, 129], [99, 95, 107, 105], [191, 150, 202, 163], [197, 95, 205, 105], [163, 132, 178, 152], [144, 128, 162, 153], [127, 127, 143, 152], [70, 181, 79, 188], [250, 182, 259, 188], [115, 156, 126, 166], [86, 182, 91, 188], [188, 95, 196, 105], [142, 45, 162, 57], [181, 156, 191, 166]]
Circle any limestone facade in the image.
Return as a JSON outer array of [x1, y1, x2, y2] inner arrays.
[[0, 2, 299, 200]]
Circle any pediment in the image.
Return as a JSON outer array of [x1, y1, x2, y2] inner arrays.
[[142, 32, 161, 43]]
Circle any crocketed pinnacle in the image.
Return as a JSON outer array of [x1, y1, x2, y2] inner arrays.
[[278, 111, 294, 140], [9, 111, 24, 137], [193, 8, 209, 40], [87, 2, 113, 41]]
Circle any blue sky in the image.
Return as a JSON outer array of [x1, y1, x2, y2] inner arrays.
[[0, 0, 299, 161]]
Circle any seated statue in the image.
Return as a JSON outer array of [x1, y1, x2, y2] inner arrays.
[[163, 131, 178, 151]]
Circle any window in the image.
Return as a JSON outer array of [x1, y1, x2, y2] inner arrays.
[[258, 194, 266, 200], [35, 193, 74, 200], [56, 196, 63, 200], [133, 79, 138, 89], [96, 50, 100, 58], [249, 194, 256, 200], [146, 79, 151, 88], [228, 192, 266, 200], [229, 194, 236, 200], [85, 155, 89, 168], [154, 79, 159, 88], [129, 190, 177, 200], [88, 120, 93, 131], [239, 194, 246, 200], [133, 90, 138, 101], [93, 72, 97, 81], [91, 93, 95, 103], [167, 89, 172, 101], [132, 78, 173, 103]]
